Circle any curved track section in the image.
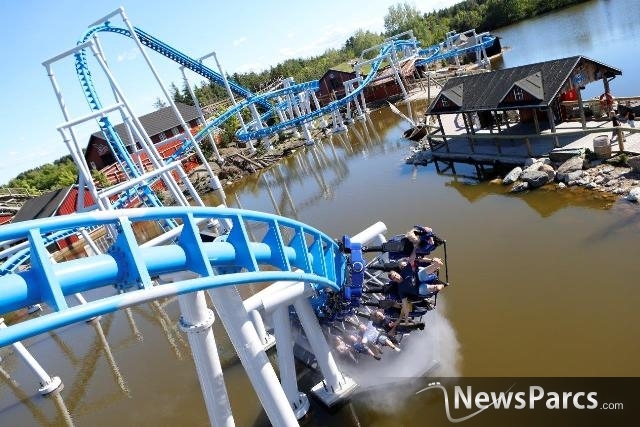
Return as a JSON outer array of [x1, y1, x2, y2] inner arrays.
[[74, 25, 496, 173], [0, 206, 346, 347], [416, 34, 496, 66]]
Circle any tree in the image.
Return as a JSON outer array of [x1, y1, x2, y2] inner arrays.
[[152, 97, 168, 110], [384, 2, 423, 35]]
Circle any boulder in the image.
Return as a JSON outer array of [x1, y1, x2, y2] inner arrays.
[[540, 164, 556, 181], [565, 170, 584, 183], [521, 169, 551, 188], [627, 155, 640, 173], [502, 166, 523, 185], [510, 181, 529, 192], [627, 187, 640, 202], [556, 156, 585, 182]]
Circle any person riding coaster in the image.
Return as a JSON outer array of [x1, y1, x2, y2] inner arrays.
[[315, 225, 450, 361]]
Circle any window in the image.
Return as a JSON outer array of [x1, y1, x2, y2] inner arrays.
[[158, 132, 167, 141], [514, 87, 524, 101], [171, 127, 180, 136]]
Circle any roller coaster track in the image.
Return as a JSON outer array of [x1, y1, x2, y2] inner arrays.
[[416, 34, 496, 66], [0, 206, 345, 347]]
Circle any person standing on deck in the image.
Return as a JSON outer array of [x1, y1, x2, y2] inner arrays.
[[610, 111, 624, 143]]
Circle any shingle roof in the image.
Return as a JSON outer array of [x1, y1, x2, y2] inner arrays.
[[428, 56, 622, 114], [12, 187, 71, 223], [91, 102, 200, 146]]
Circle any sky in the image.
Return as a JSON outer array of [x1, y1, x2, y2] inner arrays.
[[0, 0, 463, 185]]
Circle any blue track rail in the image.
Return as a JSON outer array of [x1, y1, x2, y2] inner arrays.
[[0, 207, 346, 348]]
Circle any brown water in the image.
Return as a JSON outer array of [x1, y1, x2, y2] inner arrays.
[[3, 1, 640, 425]]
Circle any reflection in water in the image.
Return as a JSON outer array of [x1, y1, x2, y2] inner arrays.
[[445, 170, 618, 217]]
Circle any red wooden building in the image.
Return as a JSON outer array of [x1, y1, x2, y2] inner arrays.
[[85, 102, 204, 173], [11, 186, 96, 249], [316, 60, 416, 106]]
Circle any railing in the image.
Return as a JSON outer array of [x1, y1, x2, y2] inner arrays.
[[426, 124, 639, 159], [0, 188, 42, 199]]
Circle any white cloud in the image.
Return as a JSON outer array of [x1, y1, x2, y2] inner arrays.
[[117, 47, 139, 62], [233, 36, 247, 47], [236, 61, 268, 73]]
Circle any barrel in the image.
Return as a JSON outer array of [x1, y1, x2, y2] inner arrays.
[[593, 135, 611, 159]]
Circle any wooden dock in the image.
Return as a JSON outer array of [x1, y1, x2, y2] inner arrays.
[[423, 115, 640, 165]]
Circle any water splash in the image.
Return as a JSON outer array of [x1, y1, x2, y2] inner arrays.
[[341, 299, 461, 413]]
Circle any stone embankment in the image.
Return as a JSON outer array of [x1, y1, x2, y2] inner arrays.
[[499, 154, 640, 203]]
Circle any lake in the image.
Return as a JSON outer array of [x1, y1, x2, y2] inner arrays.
[[1, 0, 639, 426]]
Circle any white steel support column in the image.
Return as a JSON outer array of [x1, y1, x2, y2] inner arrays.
[[177, 290, 235, 427], [181, 66, 223, 163], [301, 122, 315, 146], [390, 58, 409, 99], [292, 299, 356, 406], [211, 53, 256, 153], [120, 10, 219, 194], [208, 286, 299, 427], [0, 318, 62, 395], [273, 305, 309, 419], [311, 92, 329, 127], [358, 77, 368, 115], [332, 109, 347, 133], [249, 309, 275, 350]]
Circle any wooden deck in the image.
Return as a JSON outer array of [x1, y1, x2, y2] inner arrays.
[[426, 115, 640, 165]]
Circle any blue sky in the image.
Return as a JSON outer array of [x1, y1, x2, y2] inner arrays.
[[0, 0, 462, 185]]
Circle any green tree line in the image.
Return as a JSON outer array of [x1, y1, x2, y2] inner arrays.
[[2, 0, 589, 191], [178, 0, 589, 107]]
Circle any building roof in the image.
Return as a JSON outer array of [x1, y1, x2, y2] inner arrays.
[[90, 102, 201, 146], [12, 187, 71, 222], [11, 186, 95, 223], [427, 56, 622, 114], [368, 58, 416, 86]]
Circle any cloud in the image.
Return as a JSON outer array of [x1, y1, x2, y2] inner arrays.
[[236, 61, 267, 73], [233, 36, 247, 47], [117, 47, 139, 62]]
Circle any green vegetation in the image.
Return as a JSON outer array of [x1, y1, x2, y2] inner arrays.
[[3, 0, 590, 188], [4, 155, 78, 192]]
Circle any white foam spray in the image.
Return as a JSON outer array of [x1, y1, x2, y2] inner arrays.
[[341, 299, 461, 413]]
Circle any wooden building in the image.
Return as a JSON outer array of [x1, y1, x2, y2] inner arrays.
[[363, 59, 416, 105], [85, 102, 203, 172], [317, 69, 358, 106], [316, 60, 417, 106], [427, 55, 622, 139], [11, 186, 96, 249]]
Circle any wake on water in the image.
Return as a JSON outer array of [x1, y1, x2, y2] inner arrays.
[[341, 299, 461, 413]]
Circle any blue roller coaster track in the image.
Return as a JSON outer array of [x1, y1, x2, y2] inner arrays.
[[1, 24, 494, 278], [0, 207, 345, 347]]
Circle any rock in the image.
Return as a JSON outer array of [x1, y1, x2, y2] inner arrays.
[[524, 158, 537, 167], [549, 148, 584, 163], [601, 165, 615, 174], [523, 161, 544, 174], [627, 187, 640, 202], [521, 169, 551, 188], [502, 166, 522, 185], [556, 156, 585, 182], [510, 181, 529, 192], [565, 170, 584, 183], [540, 164, 556, 181], [557, 182, 567, 189], [628, 156, 640, 173]]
